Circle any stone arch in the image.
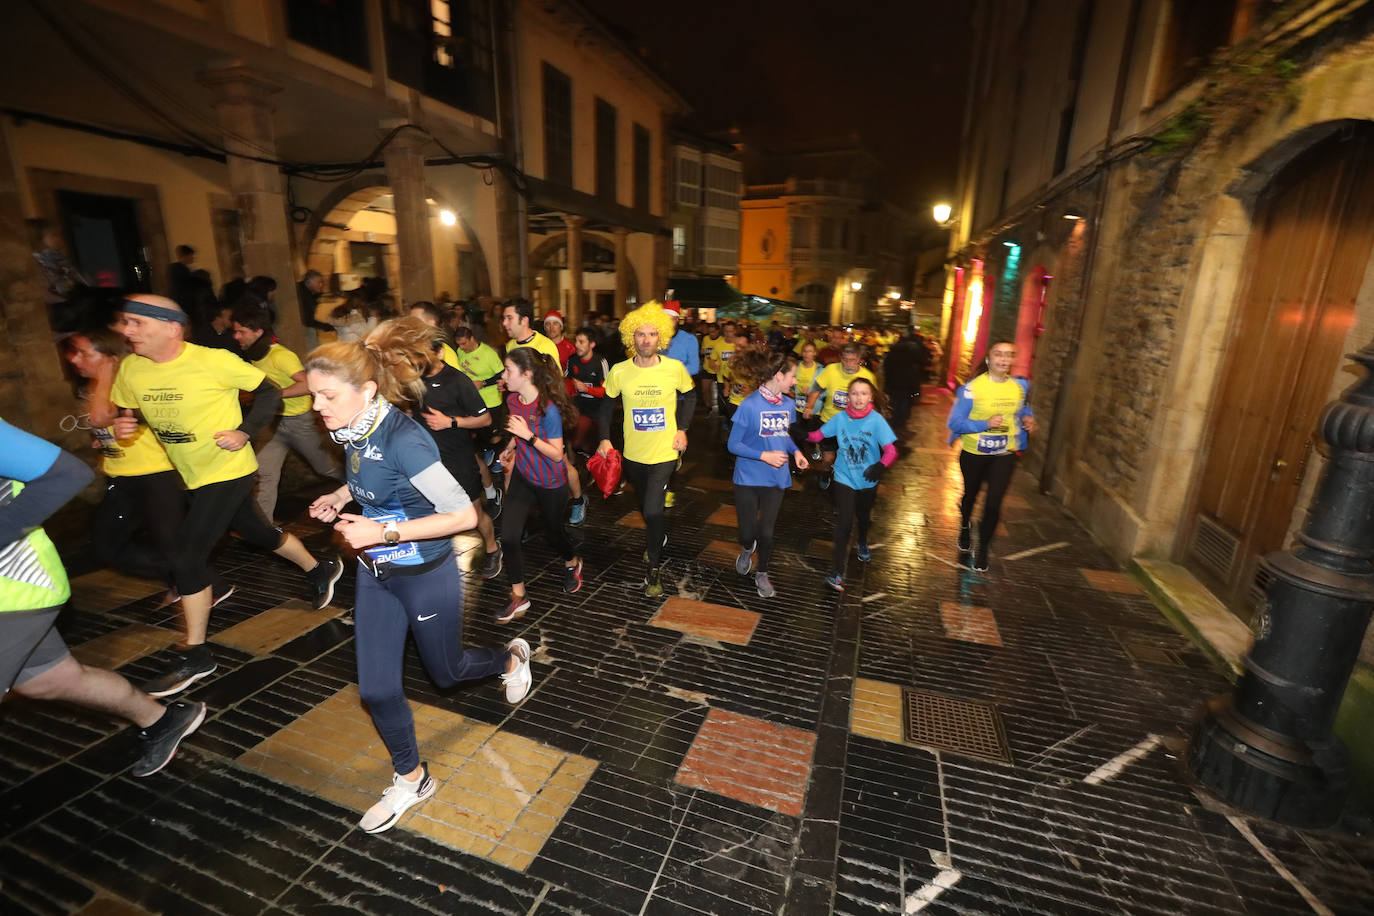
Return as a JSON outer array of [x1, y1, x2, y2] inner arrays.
[[527, 230, 639, 296], [301, 172, 491, 297]]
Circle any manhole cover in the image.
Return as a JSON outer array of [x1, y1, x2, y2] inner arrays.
[[902, 690, 1012, 765]]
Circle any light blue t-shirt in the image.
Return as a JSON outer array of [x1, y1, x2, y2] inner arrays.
[[820, 409, 897, 491]]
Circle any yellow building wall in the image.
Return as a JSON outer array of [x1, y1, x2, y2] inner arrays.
[[516, 8, 668, 215], [8, 121, 231, 286], [738, 201, 790, 297]]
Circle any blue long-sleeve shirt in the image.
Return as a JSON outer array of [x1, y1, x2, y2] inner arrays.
[[728, 390, 797, 488], [665, 329, 700, 376]]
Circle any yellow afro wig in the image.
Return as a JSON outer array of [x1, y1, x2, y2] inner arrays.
[[618, 299, 677, 351]]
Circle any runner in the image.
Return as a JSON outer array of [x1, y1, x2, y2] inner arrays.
[[564, 327, 610, 526], [1, 417, 206, 777], [792, 341, 822, 413], [946, 341, 1035, 571], [409, 301, 464, 371], [805, 377, 897, 591], [726, 349, 809, 598], [303, 340, 532, 835], [231, 305, 344, 521], [597, 301, 696, 597], [699, 322, 724, 415], [804, 342, 877, 489], [542, 309, 576, 370], [501, 297, 563, 366], [496, 347, 584, 622], [90, 295, 341, 697], [374, 317, 504, 580], [705, 320, 737, 417], [451, 325, 506, 514]]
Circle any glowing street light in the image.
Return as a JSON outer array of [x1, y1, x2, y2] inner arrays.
[[850, 280, 863, 292], [933, 202, 952, 225], [439, 209, 457, 226]]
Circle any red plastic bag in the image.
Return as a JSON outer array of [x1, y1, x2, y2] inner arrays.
[[587, 446, 622, 499]]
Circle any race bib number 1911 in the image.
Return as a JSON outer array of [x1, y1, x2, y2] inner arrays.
[[632, 407, 667, 431], [976, 433, 1009, 454]]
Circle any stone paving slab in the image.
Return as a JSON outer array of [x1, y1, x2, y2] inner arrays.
[[3, 396, 1372, 915]]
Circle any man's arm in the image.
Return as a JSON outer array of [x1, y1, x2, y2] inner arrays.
[[238, 379, 282, 437], [0, 421, 95, 546]]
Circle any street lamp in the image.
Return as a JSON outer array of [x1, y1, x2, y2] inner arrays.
[[850, 280, 863, 292], [439, 209, 457, 226], [1188, 341, 1374, 826], [933, 203, 952, 226]]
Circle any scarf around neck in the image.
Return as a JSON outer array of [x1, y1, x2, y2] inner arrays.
[[330, 395, 391, 444]]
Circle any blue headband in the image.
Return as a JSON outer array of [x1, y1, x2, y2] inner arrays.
[[122, 299, 189, 325]]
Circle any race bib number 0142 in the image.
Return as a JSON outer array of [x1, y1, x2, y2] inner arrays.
[[632, 407, 667, 431]]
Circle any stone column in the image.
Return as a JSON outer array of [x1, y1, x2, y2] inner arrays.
[[201, 66, 304, 353], [564, 215, 585, 327], [0, 123, 73, 443], [382, 127, 435, 307], [612, 226, 630, 316], [652, 232, 670, 305]]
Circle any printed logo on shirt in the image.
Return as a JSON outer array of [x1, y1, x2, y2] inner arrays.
[[363, 512, 420, 565], [632, 407, 667, 431], [153, 424, 196, 444], [360, 442, 384, 462], [759, 410, 790, 437]]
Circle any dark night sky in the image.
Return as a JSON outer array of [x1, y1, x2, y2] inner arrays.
[[580, 0, 974, 211]]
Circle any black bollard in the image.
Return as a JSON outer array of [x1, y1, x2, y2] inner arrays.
[[1188, 341, 1374, 827]]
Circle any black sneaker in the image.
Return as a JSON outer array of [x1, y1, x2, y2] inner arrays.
[[645, 566, 664, 598], [143, 648, 217, 699], [562, 559, 583, 594], [958, 523, 972, 553], [481, 546, 503, 580], [487, 488, 503, 522], [307, 556, 343, 609], [132, 700, 207, 777], [972, 546, 989, 572]]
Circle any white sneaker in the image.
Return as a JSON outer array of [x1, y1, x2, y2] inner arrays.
[[358, 763, 436, 834], [501, 638, 532, 703]]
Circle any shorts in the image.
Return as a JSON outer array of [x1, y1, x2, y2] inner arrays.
[[1, 607, 69, 693], [452, 455, 483, 504]]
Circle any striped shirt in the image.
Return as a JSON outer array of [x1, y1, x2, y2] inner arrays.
[[506, 393, 568, 489]]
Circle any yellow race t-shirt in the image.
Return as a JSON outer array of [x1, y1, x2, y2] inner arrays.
[[959, 374, 1025, 456], [440, 342, 462, 371], [711, 341, 736, 378], [720, 363, 751, 405], [604, 356, 694, 465], [92, 421, 174, 478], [793, 360, 821, 408], [506, 331, 563, 369], [111, 343, 266, 489], [252, 343, 311, 417], [813, 363, 877, 421]]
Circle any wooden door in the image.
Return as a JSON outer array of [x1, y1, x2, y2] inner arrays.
[[1188, 129, 1374, 611]]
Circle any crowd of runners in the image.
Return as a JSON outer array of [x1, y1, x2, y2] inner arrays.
[[2, 288, 1034, 835]]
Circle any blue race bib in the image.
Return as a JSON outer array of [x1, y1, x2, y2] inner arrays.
[[632, 407, 667, 431], [759, 410, 790, 437]]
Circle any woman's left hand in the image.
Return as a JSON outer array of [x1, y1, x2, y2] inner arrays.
[[507, 415, 532, 440], [335, 513, 382, 549]]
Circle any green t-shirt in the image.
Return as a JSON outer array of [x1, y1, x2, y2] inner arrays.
[[455, 342, 504, 409]]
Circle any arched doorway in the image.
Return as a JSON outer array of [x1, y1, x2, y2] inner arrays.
[[1187, 125, 1374, 611], [528, 232, 638, 319], [302, 173, 491, 304]]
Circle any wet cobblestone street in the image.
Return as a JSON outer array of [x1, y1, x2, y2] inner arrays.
[[3, 391, 1374, 914]]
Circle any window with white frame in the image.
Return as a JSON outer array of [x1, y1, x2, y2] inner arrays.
[[672, 225, 688, 265], [704, 163, 740, 211], [676, 156, 701, 206], [702, 224, 738, 271]]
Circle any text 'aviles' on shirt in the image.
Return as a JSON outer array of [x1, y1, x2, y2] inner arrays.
[[604, 356, 694, 465], [111, 342, 265, 489], [347, 406, 467, 568]]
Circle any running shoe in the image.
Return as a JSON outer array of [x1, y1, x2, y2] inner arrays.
[[359, 763, 436, 834], [307, 556, 343, 610], [857, 543, 871, 562], [481, 546, 503, 580], [972, 547, 989, 572], [497, 592, 530, 623], [159, 584, 235, 609], [755, 572, 775, 598], [143, 648, 217, 698], [958, 523, 972, 553], [735, 542, 756, 576], [502, 638, 533, 703], [131, 699, 207, 778], [645, 566, 664, 598], [562, 558, 583, 594], [487, 488, 503, 522], [825, 573, 845, 592], [664, 490, 676, 508], [642, 532, 669, 565], [569, 496, 587, 526]]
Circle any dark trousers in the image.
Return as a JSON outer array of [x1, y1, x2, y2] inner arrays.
[[735, 485, 785, 572], [831, 483, 878, 575], [91, 470, 184, 582], [354, 560, 508, 774], [890, 390, 917, 434], [501, 471, 573, 584], [623, 458, 675, 567], [958, 451, 1017, 548], [172, 474, 283, 595]]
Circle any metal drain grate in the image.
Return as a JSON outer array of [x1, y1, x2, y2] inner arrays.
[[902, 690, 1012, 765]]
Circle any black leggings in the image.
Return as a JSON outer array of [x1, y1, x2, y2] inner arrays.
[[501, 472, 573, 585], [735, 485, 785, 573], [91, 470, 184, 582], [173, 474, 283, 595], [831, 483, 878, 575], [958, 451, 1017, 547], [623, 458, 675, 567]]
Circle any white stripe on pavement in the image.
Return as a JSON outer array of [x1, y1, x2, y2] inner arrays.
[[861, 591, 887, 603], [1002, 541, 1070, 561], [1083, 735, 1162, 785], [904, 868, 962, 913]]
